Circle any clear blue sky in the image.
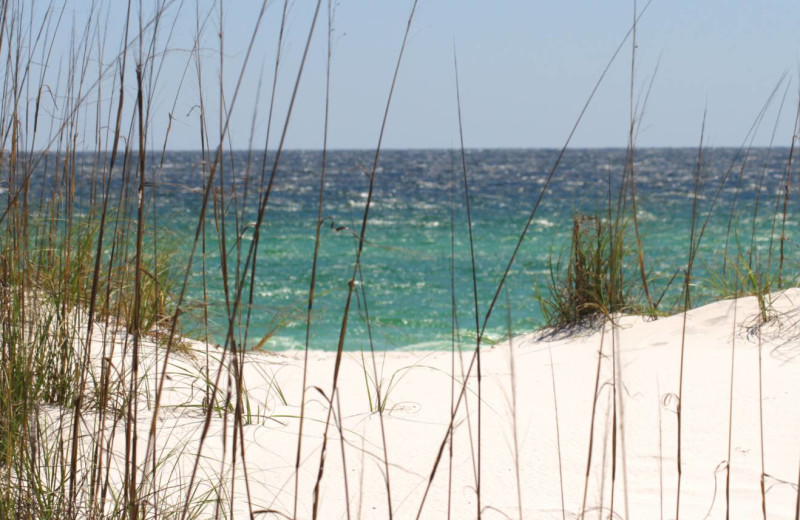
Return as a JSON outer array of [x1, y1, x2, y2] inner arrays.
[[50, 1, 800, 150]]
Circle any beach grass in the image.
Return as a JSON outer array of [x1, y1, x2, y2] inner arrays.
[[0, 1, 798, 519]]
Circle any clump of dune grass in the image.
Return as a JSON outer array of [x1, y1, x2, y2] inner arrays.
[[539, 213, 636, 328], [31, 212, 185, 340]]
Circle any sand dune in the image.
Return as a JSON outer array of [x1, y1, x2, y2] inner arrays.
[[51, 288, 800, 519]]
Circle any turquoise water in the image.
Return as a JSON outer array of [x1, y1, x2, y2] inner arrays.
[[27, 148, 800, 350]]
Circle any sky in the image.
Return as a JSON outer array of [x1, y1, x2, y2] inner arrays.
[[32, 1, 800, 150]]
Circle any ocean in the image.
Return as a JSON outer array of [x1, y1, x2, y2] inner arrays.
[[22, 147, 798, 351]]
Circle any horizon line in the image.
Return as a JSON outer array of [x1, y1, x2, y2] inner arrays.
[[61, 144, 794, 154]]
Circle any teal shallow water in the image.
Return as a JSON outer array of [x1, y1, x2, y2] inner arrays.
[[32, 148, 800, 350]]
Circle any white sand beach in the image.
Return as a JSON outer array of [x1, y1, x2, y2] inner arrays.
[[50, 288, 800, 519]]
